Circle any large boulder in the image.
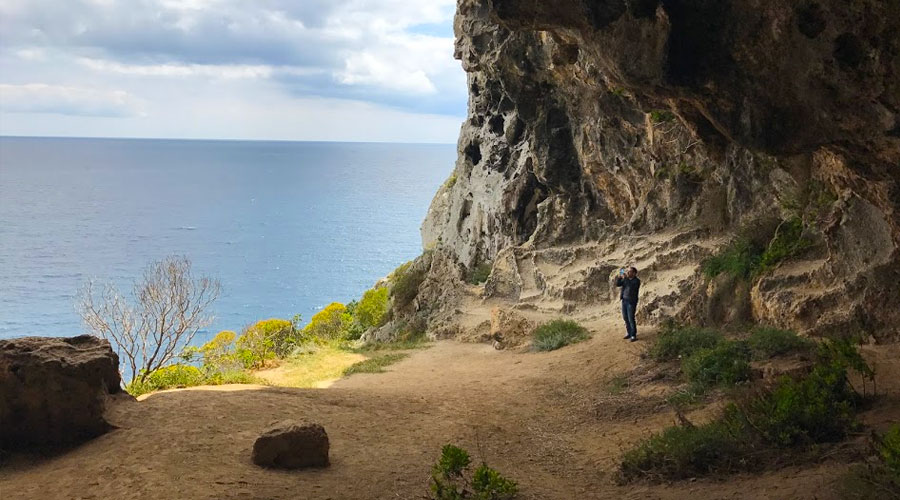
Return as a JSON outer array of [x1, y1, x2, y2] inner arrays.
[[252, 421, 330, 469], [0, 335, 123, 450]]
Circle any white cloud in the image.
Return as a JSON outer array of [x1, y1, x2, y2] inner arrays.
[[0, 83, 144, 117], [0, 0, 465, 140]]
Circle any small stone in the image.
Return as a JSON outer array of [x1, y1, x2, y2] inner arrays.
[[252, 421, 330, 469]]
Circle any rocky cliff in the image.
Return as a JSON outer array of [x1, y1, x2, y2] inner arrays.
[[411, 0, 899, 342]]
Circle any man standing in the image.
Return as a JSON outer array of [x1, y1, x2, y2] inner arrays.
[[615, 267, 640, 342]]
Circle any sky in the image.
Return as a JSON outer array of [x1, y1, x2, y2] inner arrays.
[[0, 0, 467, 143]]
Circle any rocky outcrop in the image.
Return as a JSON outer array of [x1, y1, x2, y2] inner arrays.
[[418, 0, 900, 341], [0, 335, 124, 450], [252, 421, 330, 469]]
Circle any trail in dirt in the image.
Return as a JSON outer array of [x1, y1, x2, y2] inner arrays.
[[0, 323, 877, 500]]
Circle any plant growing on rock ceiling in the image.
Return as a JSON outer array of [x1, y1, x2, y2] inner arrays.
[[78, 255, 220, 384]]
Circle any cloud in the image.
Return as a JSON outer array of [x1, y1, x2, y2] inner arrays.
[[0, 83, 144, 117], [0, 0, 466, 140]]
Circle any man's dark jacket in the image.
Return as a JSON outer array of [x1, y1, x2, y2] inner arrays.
[[616, 276, 640, 304]]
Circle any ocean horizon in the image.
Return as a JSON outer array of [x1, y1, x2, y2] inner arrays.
[[0, 136, 456, 343]]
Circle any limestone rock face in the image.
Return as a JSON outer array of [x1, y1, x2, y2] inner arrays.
[[252, 421, 330, 469], [418, 0, 900, 341], [0, 335, 123, 450]]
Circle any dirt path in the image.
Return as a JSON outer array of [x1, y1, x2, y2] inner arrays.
[[0, 323, 879, 500]]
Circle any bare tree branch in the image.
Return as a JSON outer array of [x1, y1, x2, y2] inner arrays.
[[78, 255, 220, 383]]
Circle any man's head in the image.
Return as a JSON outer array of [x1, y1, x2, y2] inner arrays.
[[626, 267, 638, 278]]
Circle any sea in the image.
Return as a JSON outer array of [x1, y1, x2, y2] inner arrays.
[[0, 137, 456, 344]]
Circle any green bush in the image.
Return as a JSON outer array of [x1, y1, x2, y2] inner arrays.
[[126, 364, 204, 396], [758, 218, 813, 273], [649, 109, 675, 123], [390, 260, 427, 308], [747, 327, 813, 359], [649, 325, 723, 361], [430, 444, 518, 500], [620, 412, 750, 482], [702, 218, 813, 280], [682, 341, 752, 389], [468, 262, 492, 285], [621, 338, 872, 482], [304, 303, 348, 341], [839, 425, 900, 499], [742, 359, 857, 447], [532, 319, 590, 352], [701, 237, 762, 279], [236, 318, 299, 368], [472, 464, 518, 499], [356, 287, 389, 330]]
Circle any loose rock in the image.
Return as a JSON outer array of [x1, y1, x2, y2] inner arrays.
[[252, 421, 330, 469]]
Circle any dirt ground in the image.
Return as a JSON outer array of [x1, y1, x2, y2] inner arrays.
[[1, 322, 897, 500]]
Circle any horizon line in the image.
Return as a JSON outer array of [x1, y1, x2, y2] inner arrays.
[[0, 134, 459, 146]]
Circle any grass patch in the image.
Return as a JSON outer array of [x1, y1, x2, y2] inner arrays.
[[253, 344, 366, 388], [126, 364, 262, 397], [532, 319, 590, 352], [620, 412, 750, 482], [649, 324, 724, 361], [353, 329, 431, 352], [606, 374, 629, 395], [747, 327, 814, 359], [343, 353, 409, 376]]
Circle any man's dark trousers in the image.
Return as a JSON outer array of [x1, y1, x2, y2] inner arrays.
[[622, 300, 637, 339]]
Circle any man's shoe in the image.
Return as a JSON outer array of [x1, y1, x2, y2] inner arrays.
[[630, 337, 638, 342], [624, 334, 632, 339]]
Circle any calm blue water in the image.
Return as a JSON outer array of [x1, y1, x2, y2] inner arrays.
[[0, 137, 455, 343]]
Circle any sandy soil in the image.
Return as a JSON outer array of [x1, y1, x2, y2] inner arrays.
[[1, 323, 896, 500]]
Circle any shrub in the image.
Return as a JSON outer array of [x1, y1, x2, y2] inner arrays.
[[758, 218, 813, 273], [532, 319, 590, 352], [126, 364, 204, 396], [620, 412, 750, 482], [741, 357, 858, 447], [468, 262, 492, 285], [472, 464, 518, 499], [236, 318, 299, 368], [701, 237, 762, 279], [649, 325, 723, 361], [747, 327, 813, 359], [304, 303, 348, 341], [839, 425, 900, 499], [682, 341, 752, 389], [356, 287, 389, 330], [649, 109, 675, 123], [430, 444, 518, 500], [622, 338, 871, 482], [390, 260, 427, 308], [702, 218, 813, 280]]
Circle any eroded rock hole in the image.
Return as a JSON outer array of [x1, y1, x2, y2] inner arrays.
[[465, 142, 483, 166], [516, 171, 548, 241], [587, 0, 626, 29], [489, 115, 505, 135], [797, 2, 827, 39], [834, 33, 865, 70], [628, 0, 660, 19]]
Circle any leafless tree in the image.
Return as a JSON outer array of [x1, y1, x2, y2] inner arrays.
[[78, 255, 221, 383]]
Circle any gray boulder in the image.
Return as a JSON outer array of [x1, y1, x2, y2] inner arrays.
[[252, 421, 330, 469]]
